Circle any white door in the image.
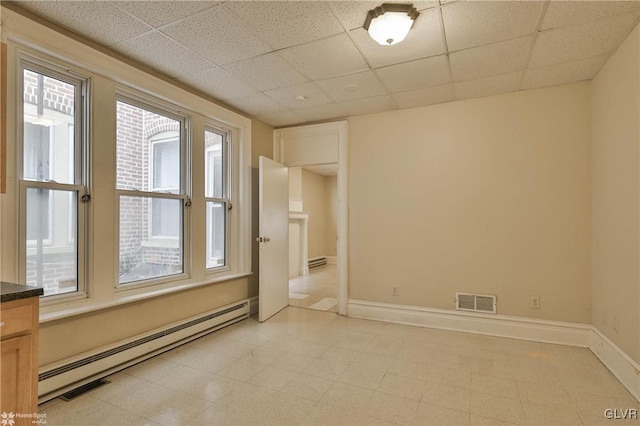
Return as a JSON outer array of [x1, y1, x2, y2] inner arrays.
[[258, 156, 289, 322]]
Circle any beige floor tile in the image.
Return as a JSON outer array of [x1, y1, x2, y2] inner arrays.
[[364, 390, 420, 424], [471, 372, 519, 399], [412, 402, 471, 425], [388, 358, 431, 381], [246, 365, 299, 390], [338, 363, 387, 389], [37, 307, 639, 426], [107, 382, 212, 425], [320, 382, 375, 412], [470, 391, 526, 425], [158, 345, 237, 374], [270, 351, 316, 373], [516, 380, 571, 407], [216, 357, 269, 381], [422, 381, 470, 412], [378, 373, 425, 401], [522, 401, 583, 425], [427, 360, 472, 389], [302, 402, 393, 425], [567, 389, 640, 420], [282, 374, 335, 401], [304, 356, 352, 380], [152, 364, 241, 402]]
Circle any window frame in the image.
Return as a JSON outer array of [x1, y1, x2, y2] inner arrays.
[[148, 132, 181, 241], [17, 56, 90, 303], [114, 93, 191, 291], [204, 125, 231, 272]]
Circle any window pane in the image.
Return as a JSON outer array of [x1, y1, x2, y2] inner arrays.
[[116, 101, 180, 193], [26, 188, 77, 296], [23, 69, 75, 184], [205, 130, 223, 198], [119, 195, 183, 284], [206, 201, 226, 269], [152, 139, 180, 190]]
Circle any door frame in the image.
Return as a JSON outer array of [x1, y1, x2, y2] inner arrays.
[[273, 121, 348, 316]]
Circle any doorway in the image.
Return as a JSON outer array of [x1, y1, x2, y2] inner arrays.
[[273, 121, 348, 316], [287, 165, 338, 312]]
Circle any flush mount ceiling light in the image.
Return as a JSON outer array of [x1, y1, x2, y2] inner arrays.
[[364, 3, 419, 46]]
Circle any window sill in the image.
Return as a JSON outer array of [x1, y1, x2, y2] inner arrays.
[[141, 240, 180, 249], [39, 271, 252, 323]]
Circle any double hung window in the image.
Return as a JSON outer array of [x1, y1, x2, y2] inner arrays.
[[20, 63, 87, 298], [115, 98, 187, 286]]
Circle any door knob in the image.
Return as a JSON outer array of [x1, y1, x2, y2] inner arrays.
[[264, 237, 271, 242]]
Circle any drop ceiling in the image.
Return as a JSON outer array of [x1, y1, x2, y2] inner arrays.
[[8, 1, 640, 128]]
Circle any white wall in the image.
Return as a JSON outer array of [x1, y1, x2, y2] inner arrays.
[[348, 83, 592, 323], [591, 23, 640, 363]]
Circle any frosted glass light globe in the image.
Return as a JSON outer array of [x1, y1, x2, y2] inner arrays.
[[367, 11, 414, 46]]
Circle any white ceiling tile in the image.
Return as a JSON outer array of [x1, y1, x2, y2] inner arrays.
[[330, 1, 438, 31], [454, 71, 524, 101], [351, 8, 445, 68], [442, 1, 543, 51], [392, 84, 455, 109], [376, 55, 451, 93], [258, 110, 306, 128], [529, 12, 640, 68], [161, 5, 271, 66], [279, 33, 369, 80], [17, 1, 153, 46], [178, 68, 258, 102], [113, 1, 220, 28], [315, 71, 387, 102], [225, 1, 343, 50], [523, 55, 608, 90], [114, 31, 214, 79], [264, 83, 333, 110], [541, 1, 640, 31], [450, 36, 533, 82], [230, 93, 289, 117], [339, 95, 397, 116], [222, 53, 307, 91], [295, 103, 348, 123]]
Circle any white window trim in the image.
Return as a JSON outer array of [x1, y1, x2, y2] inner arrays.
[[17, 56, 89, 303], [204, 126, 230, 272], [114, 94, 190, 291], [148, 133, 180, 242]]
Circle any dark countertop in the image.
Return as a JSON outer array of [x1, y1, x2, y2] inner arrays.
[[1, 281, 44, 303]]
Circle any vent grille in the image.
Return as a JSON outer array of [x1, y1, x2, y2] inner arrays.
[[455, 293, 496, 314], [309, 257, 327, 269]]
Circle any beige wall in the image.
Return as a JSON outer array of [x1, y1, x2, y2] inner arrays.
[[591, 24, 640, 362], [348, 83, 592, 323], [40, 278, 248, 365], [302, 169, 327, 259], [325, 175, 338, 257], [249, 119, 274, 297]]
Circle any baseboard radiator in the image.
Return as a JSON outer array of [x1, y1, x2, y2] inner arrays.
[[38, 299, 250, 403], [309, 257, 327, 269]]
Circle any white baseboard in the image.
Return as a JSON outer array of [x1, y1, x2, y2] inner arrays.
[[347, 299, 591, 347], [249, 296, 259, 315], [589, 327, 640, 402]]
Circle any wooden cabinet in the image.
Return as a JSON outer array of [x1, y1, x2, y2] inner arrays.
[[0, 297, 40, 423]]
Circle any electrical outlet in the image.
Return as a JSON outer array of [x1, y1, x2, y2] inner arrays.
[[392, 286, 399, 296], [530, 296, 540, 309]]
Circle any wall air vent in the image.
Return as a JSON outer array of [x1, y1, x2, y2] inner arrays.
[[455, 292, 497, 314]]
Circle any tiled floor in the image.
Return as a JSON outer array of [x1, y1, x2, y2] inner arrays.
[[289, 264, 337, 312], [39, 307, 640, 425]]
